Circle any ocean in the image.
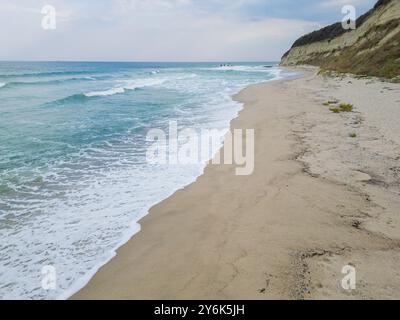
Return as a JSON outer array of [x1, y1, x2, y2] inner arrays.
[[0, 61, 285, 299]]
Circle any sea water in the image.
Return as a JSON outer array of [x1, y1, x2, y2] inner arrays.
[[0, 61, 286, 299]]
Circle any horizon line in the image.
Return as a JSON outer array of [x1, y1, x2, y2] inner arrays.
[[0, 60, 280, 63]]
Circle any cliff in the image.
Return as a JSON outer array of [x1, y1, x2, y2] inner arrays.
[[281, 0, 400, 79]]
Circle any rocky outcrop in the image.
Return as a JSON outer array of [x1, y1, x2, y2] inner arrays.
[[281, 0, 400, 79]]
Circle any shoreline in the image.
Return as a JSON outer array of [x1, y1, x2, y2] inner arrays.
[[63, 71, 285, 300], [73, 69, 400, 300]]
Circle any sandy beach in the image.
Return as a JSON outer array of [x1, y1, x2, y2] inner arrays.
[[73, 69, 400, 300]]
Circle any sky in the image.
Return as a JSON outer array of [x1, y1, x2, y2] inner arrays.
[[0, 0, 377, 61]]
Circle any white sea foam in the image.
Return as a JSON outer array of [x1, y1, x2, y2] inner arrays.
[[0, 82, 6, 88], [84, 78, 168, 97], [123, 78, 168, 90], [84, 87, 126, 97]]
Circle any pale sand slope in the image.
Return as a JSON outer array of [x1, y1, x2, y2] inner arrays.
[[73, 70, 400, 300]]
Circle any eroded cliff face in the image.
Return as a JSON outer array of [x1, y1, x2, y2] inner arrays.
[[281, 0, 400, 79]]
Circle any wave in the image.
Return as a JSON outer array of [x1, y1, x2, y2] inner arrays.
[[3, 77, 96, 89], [174, 73, 197, 80], [45, 78, 169, 104], [49, 93, 88, 105], [211, 65, 277, 73], [84, 78, 167, 97], [0, 70, 95, 79], [84, 87, 125, 97], [0, 82, 5, 89]]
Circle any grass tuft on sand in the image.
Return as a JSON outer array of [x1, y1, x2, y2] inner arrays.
[[330, 107, 341, 113], [327, 101, 353, 113], [339, 103, 353, 112]]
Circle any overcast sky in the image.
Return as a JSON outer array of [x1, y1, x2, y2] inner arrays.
[[0, 0, 376, 61]]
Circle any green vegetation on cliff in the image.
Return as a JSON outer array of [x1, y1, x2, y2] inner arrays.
[[281, 0, 400, 79]]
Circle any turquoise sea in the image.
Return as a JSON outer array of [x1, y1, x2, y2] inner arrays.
[[0, 61, 286, 299]]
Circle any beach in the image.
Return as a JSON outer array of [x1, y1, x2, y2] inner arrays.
[[73, 69, 400, 300], [0, 62, 281, 299]]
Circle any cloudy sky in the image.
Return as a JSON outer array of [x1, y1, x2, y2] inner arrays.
[[0, 0, 376, 61]]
